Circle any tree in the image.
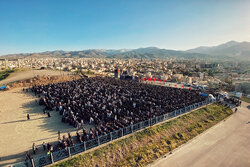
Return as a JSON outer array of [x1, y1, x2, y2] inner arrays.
[[195, 68, 201, 72], [183, 71, 191, 76], [225, 78, 232, 85], [208, 70, 214, 77]]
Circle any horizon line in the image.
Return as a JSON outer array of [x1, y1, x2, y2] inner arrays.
[[0, 40, 248, 56]]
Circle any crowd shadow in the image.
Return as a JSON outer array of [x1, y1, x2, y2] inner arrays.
[[1, 117, 44, 124], [32, 135, 57, 142], [0, 151, 26, 166], [1, 90, 95, 166], [1, 92, 75, 166], [21, 98, 74, 135], [0, 140, 53, 167]]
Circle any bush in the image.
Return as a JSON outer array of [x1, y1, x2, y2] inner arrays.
[[0, 69, 14, 81]]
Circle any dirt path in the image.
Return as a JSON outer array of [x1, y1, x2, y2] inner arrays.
[[0, 88, 76, 166], [150, 102, 250, 167]]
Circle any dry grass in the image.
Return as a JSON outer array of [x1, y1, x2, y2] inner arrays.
[[52, 103, 232, 167], [240, 97, 250, 103]]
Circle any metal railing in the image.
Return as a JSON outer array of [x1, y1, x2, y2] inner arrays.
[[12, 99, 215, 167]]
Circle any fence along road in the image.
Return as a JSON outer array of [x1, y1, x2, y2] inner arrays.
[[12, 99, 215, 167], [151, 101, 250, 167]]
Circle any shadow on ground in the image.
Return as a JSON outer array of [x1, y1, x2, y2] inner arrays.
[[21, 97, 75, 134], [1, 92, 75, 166]]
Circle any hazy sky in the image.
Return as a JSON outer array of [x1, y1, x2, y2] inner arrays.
[[0, 0, 249, 55]]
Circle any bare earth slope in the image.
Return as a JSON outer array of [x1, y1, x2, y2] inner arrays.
[[151, 101, 250, 167], [0, 69, 69, 86]]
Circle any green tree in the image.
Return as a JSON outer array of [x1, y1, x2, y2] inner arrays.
[[225, 78, 232, 85], [183, 71, 191, 76], [195, 68, 201, 72], [208, 70, 214, 77]]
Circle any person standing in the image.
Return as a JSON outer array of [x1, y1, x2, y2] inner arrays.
[[50, 145, 54, 153], [32, 143, 37, 154], [58, 130, 61, 139], [47, 142, 51, 151], [27, 114, 30, 120], [25, 151, 32, 162], [68, 131, 71, 139], [42, 142, 46, 151], [81, 119, 84, 128]]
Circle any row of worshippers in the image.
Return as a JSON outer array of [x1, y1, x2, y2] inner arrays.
[[224, 97, 241, 107], [28, 128, 111, 158], [31, 77, 207, 135]]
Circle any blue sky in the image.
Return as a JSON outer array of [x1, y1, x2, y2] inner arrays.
[[0, 0, 249, 55]]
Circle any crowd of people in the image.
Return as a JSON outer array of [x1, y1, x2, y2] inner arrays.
[[23, 77, 245, 164], [30, 77, 206, 138], [223, 97, 241, 107], [25, 132, 76, 162]]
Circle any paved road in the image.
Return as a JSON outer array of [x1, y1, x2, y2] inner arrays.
[[151, 101, 250, 167]]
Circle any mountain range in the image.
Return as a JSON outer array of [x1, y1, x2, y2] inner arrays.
[[1, 41, 250, 61], [187, 41, 250, 59]]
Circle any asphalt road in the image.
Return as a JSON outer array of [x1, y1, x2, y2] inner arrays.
[[150, 101, 250, 167]]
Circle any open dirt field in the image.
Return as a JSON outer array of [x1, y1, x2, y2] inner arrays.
[[151, 101, 250, 167], [0, 88, 86, 167], [0, 69, 70, 86]]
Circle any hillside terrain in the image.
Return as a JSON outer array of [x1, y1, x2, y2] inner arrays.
[[187, 41, 250, 59], [0, 47, 211, 60], [1, 41, 249, 60], [0, 69, 70, 86]]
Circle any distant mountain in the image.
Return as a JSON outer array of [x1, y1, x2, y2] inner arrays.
[[187, 41, 250, 59], [106, 47, 212, 59], [1, 47, 213, 60], [2, 41, 249, 60]]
